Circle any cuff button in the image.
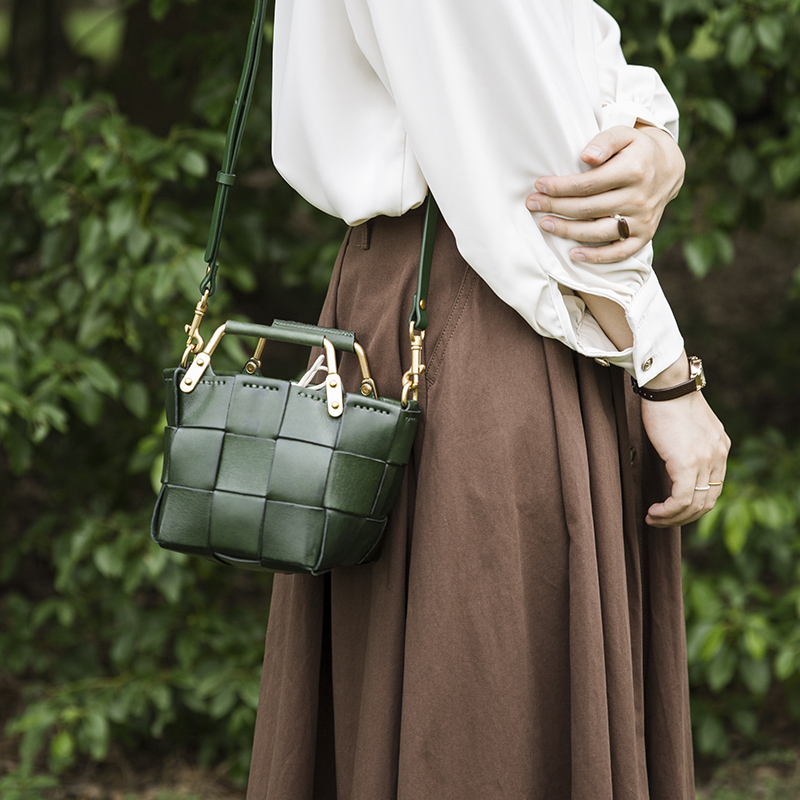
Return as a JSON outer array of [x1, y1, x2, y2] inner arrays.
[[642, 357, 653, 372]]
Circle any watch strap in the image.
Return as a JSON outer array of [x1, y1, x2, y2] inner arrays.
[[631, 356, 706, 401]]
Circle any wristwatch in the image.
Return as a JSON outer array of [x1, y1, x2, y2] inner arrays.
[[631, 356, 706, 401]]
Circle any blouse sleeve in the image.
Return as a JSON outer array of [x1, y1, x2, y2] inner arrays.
[[592, 3, 680, 139], [317, 0, 685, 383]]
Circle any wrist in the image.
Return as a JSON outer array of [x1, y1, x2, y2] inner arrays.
[[632, 353, 706, 402], [643, 351, 690, 390]]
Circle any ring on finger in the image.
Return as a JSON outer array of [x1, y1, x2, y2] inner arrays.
[[708, 480, 723, 487], [613, 214, 631, 240], [694, 485, 711, 492]]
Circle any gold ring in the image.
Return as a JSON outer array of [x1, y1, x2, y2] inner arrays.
[[614, 214, 630, 240], [694, 486, 711, 492], [708, 481, 723, 487]]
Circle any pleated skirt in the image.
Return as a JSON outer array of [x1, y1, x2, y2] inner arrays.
[[246, 208, 694, 800]]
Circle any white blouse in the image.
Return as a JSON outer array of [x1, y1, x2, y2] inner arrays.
[[271, 0, 685, 383]]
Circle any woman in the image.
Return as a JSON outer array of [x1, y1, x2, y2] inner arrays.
[[247, 1, 730, 798]]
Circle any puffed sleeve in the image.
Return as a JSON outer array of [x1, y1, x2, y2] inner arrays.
[[295, 0, 685, 383], [592, 3, 680, 139]]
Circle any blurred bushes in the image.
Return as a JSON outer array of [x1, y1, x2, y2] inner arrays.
[[0, 0, 339, 786], [1, 0, 800, 788]]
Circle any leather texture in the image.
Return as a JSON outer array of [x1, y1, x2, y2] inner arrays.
[[151, 365, 420, 575], [226, 318, 357, 353]]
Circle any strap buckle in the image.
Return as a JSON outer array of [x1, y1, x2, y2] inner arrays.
[[401, 321, 426, 407], [180, 290, 211, 367]]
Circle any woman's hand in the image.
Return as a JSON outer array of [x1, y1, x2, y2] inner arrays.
[[638, 355, 731, 528], [526, 123, 685, 264]]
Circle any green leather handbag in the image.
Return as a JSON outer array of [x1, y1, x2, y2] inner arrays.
[[150, 0, 437, 575]]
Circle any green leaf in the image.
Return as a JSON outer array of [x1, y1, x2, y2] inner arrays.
[[743, 627, 768, 661], [683, 235, 716, 278], [723, 498, 752, 555], [695, 713, 730, 758], [686, 23, 721, 61], [38, 193, 72, 228], [209, 687, 237, 719], [739, 657, 771, 695], [700, 623, 727, 662], [122, 381, 150, 419], [126, 226, 153, 262], [775, 647, 797, 681], [707, 647, 737, 691], [93, 544, 124, 578], [81, 359, 121, 398], [62, 100, 97, 132], [106, 197, 137, 244], [36, 139, 71, 181], [755, 15, 785, 54], [727, 23, 756, 70], [49, 730, 75, 772], [82, 711, 110, 761], [78, 214, 106, 262], [149, 684, 171, 711], [694, 98, 736, 139], [178, 148, 207, 178], [0, 123, 22, 166]]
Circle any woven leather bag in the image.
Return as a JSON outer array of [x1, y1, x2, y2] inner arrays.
[[150, 0, 437, 574]]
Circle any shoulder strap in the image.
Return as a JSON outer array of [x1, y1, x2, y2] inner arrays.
[[196, 0, 438, 330]]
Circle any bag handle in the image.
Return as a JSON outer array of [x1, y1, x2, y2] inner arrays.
[[181, 0, 438, 401]]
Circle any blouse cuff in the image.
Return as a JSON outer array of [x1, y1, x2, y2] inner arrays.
[[620, 272, 684, 383], [548, 271, 684, 382], [601, 100, 677, 140]]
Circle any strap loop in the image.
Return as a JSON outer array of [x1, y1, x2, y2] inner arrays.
[[409, 195, 438, 332], [216, 171, 236, 186]]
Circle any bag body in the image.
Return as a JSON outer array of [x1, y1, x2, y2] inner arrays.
[[152, 364, 420, 574], [149, 0, 435, 574]]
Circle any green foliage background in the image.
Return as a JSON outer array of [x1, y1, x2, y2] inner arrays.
[[1, 0, 799, 790]]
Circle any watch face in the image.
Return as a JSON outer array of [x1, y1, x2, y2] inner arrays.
[[689, 356, 706, 389]]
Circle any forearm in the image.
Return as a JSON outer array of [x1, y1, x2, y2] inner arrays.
[[577, 291, 690, 387]]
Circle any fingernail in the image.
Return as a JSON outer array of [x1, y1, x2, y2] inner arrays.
[[583, 145, 603, 159], [527, 199, 541, 212], [571, 250, 586, 261], [540, 219, 555, 233], [534, 181, 548, 194]]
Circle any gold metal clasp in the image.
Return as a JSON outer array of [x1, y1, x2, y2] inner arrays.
[[244, 338, 267, 375], [180, 322, 227, 392], [401, 321, 425, 407], [181, 290, 211, 367], [354, 342, 378, 398]]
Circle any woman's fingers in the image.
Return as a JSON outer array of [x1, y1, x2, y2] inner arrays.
[[646, 478, 725, 528], [526, 123, 685, 264], [639, 362, 731, 529]]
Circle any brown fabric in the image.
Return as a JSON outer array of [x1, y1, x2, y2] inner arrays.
[[246, 209, 694, 800]]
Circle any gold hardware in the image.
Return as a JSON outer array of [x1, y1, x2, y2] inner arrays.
[[353, 342, 378, 398], [401, 321, 425, 407], [419, 299, 426, 310], [181, 290, 211, 367], [323, 338, 344, 418], [243, 338, 267, 375], [180, 324, 227, 392]]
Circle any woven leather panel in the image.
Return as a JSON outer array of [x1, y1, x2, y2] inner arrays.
[[152, 367, 419, 575]]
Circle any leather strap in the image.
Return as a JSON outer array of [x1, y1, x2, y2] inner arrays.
[[201, 0, 269, 297], [198, 0, 438, 329], [630, 356, 706, 401]]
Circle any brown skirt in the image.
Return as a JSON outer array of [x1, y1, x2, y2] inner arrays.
[[246, 209, 694, 800]]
